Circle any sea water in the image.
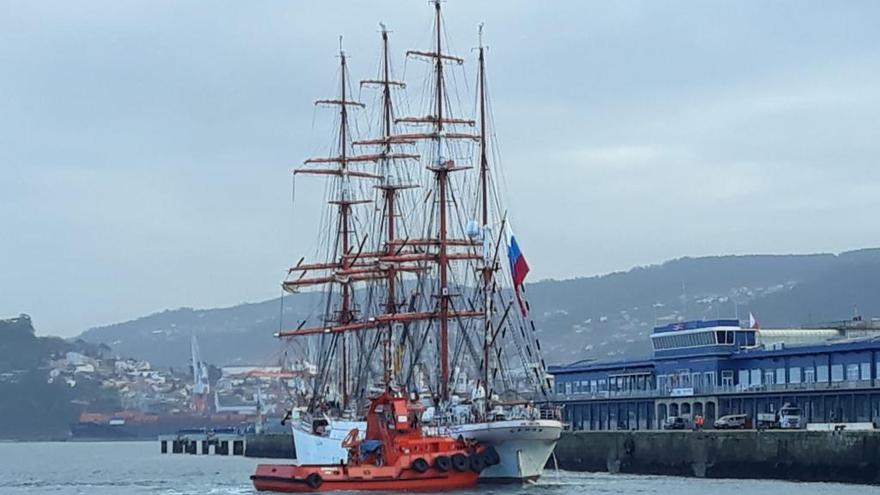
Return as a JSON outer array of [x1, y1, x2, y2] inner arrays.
[[1, 441, 878, 495]]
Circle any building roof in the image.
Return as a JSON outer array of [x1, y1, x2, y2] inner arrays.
[[730, 336, 880, 360], [652, 319, 741, 334], [548, 359, 655, 375], [549, 336, 880, 376]]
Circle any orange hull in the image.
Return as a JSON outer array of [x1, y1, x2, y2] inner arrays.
[[251, 464, 479, 492]]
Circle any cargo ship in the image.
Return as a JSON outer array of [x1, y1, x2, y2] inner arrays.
[[69, 411, 255, 440]]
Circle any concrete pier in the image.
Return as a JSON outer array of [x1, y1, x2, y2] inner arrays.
[[554, 430, 880, 484], [244, 432, 295, 459], [159, 432, 246, 456]]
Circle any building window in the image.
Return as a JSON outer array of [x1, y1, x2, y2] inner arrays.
[[804, 367, 815, 384], [861, 362, 871, 381], [817, 365, 829, 382], [722, 370, 734, 387], [750, 368, 762, 386], [565, 382, 572, 395], [831, 364, 844, 382], [738, 370, 749, 388], [705, 371, 716, 388], [591, 380, 598, 393], [790, 367, 802, 384], [764, 369, 775, 385], [846, 364, 859, 382], [776, 367, 786, 385]]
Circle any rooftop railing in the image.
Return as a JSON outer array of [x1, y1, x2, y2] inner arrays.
[[552, 379, 880, 401]]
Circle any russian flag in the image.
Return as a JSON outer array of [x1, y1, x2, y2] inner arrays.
[[507, 232, 530, 316]]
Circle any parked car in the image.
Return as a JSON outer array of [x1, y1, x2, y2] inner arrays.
[[714, 414, 749, 429], [663, 416, 688, 430], [757, 404, 802, 430]]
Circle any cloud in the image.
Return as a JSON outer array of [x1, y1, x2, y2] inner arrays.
[[2, 1, 880, 336]]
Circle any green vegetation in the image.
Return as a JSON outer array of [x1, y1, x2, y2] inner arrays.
[[0, 315, 119, 440]]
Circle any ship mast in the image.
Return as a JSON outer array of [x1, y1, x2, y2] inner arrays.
[[338, 44, 352, 410], [433, 0, 452, 401], [477, 25, 492, 414], [362, 24, 412, 389], [401, 0, 481, 401], [279, 1, 485, 407], [279, 40, 390, 414], [381, 27, 396, 388]]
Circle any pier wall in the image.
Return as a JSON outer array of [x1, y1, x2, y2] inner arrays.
[[244, 432, 296, 459], [554, 430, 880, 484]]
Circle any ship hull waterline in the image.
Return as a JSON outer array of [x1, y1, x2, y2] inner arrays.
[[252, 466, 479, 493]]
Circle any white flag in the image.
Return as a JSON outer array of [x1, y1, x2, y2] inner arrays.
[[749, 312, 759, 330]]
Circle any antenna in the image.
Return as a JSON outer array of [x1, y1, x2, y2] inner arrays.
[[680, 280, 687, 321]]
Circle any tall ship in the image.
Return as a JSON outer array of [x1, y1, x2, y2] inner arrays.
[[276, 2, 561, 482]]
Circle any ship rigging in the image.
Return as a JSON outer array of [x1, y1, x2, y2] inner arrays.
[[275, 1, 561, 482]]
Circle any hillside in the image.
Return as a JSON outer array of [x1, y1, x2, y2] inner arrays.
[[0, 315, 116, 439], [78, 248, 880, 368]]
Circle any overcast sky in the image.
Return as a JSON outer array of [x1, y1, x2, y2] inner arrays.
[[2, 1, 879, 337]]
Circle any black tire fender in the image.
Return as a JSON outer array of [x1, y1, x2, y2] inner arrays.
[[469, 453, 486, 473], [433, 455, 451, 472], [481, 446, 500, 466], [451, 453, 468, 472], [411, 457, 429, 473], [305, 473, 322, 489]]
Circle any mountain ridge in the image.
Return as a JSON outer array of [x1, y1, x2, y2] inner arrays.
[[77, 248, 880, 368]]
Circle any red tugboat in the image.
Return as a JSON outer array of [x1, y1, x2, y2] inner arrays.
[[251, 392, 499, 492]]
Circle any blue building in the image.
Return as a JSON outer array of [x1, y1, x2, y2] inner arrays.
[[549, 319, 880, 430]]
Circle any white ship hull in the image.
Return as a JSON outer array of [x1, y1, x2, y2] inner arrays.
[[445, 419, 562, 482], [291, 418, 562, 482], [291, 419, 364, 465]]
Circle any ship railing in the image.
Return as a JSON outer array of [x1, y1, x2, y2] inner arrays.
[[538, 406, 562, 421], [550, 389, 658, 401]]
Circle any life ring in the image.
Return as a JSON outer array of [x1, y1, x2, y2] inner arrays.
[[411, 457, 429, 473], [451, 453, 468, 472], [341, 428, 359, 449], [433, 455, 451, 472], [305, 473, 323, 489]]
